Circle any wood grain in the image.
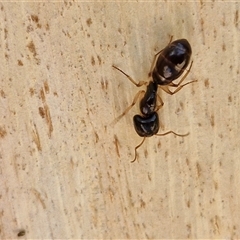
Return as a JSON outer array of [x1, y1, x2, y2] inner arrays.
[[0, 2, 240, 239]]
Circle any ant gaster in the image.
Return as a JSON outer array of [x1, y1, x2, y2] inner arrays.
[[112, 38, 197, 163]]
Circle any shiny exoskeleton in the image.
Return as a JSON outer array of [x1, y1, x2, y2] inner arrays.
[[131, 79, 187, 163], [112, 38, 195, 162], [152, 39, 192, 85], [133, 81, 159, 137], [133, 112, 159, 137]]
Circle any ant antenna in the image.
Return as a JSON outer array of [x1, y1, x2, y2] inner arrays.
[[131, 131, 189, 163], [131, 137, 146, 163]]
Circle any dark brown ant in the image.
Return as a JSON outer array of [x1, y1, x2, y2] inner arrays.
[[112, 38, 197, 162], [17, 230, 25, 237]]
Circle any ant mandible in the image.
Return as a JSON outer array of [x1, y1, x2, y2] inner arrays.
[[112, 37, 197, 163]]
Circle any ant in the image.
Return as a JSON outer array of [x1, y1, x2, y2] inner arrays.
[[112, 38, 197, 163], [17, 230, 26, 237]]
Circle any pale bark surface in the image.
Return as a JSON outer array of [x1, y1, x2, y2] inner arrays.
[[0, 2, 240, 239]]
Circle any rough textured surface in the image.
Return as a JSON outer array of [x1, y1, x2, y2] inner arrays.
[[0, 2, 240, 239]]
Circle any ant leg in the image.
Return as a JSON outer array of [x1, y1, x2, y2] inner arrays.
[[156, 131, 189, 137], [112, 65, 148, 87], [148, 36, 173, 77], [148, 50, 163, 77], [159, 61, 197, 95], [155, 94, 164, 112], [131, 137, 146, 163], [166, 35, 173, 45], [111, 90, 145, 126], [132, 129, 188, 163], [169, 61, 193, 88], [160, 80, 197, 95]]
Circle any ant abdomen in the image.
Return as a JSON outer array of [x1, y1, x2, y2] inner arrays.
[[152, 39, 192, 85], [133, 112, 159, 137]]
